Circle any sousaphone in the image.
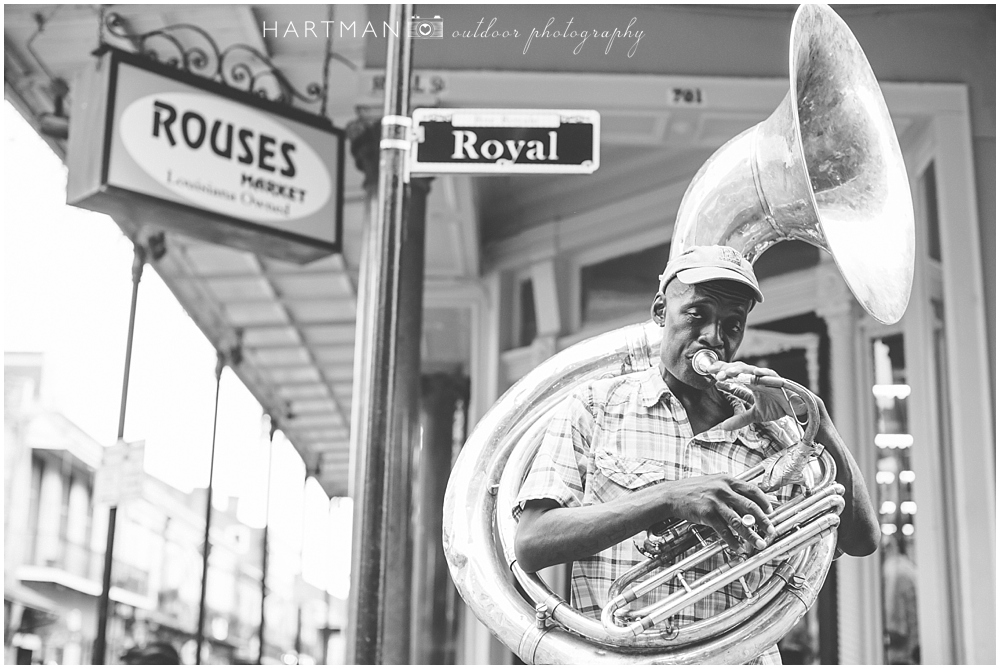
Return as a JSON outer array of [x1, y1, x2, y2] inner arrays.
[[442, 4, 914, 663]]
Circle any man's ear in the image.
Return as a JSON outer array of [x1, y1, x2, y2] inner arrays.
[[651, 292, 666, 325]]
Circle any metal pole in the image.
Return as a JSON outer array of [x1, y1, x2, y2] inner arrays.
[[258, 418, 276, 665], [92, 243, 145, 665], [195, 351, 225, 665], [295, 468, 308, 662], [345, 4, 414, 664], [322, 561, 332, 665], [295, 607, 303, 659]]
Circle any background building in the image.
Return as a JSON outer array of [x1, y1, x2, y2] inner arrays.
[[4, 4, 994, 665], [3, 353, 341, 664]]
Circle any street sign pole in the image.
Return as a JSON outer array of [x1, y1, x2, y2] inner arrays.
[[346, 3, 414, 664], [92, 243, 145, 665]]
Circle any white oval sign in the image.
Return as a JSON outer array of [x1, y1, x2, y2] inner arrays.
[[119, 92, 331, 223]]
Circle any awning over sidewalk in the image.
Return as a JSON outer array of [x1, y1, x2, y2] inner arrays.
[[4, 580, 61, 635], [3, 5, 480, 500], [3, 581, 59, 615]]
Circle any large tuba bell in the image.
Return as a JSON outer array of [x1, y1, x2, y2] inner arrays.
[[442, 4, 914, 664]]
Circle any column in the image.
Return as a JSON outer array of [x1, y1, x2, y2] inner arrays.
[[5, 411, 35, 573], [36, 459, 64, 566], [461, 273, 503, 665], [931, 112, 994, 664], [65, 475, 91, 577], [345, 115, 433, 665], [816, 265, 880, 665], [90, 502, 110, 565], [528, 259, 562, 367], [410, 373, 468, 664]]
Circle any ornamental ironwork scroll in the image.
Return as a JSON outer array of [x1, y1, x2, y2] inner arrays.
[[102, 11, 324, 109]]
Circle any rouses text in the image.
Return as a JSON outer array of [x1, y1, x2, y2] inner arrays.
[[152, 100, 297, 177]]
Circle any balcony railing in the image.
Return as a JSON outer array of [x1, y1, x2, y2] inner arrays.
[[22, 532, 150, 597]]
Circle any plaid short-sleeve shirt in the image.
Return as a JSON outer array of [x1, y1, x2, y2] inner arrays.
[[514, 366, 802, 665]]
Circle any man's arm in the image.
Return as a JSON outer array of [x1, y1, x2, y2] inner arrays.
[[515, 474, 777, 573], [814, 398, 880, 556], [516, 491, 666, 573]]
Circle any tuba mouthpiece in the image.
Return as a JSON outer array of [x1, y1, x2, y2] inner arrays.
[[692, 349, 720, 376]]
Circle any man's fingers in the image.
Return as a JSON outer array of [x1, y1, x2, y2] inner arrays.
[[714, 362, 779, 381], [734, 498, 775, 539], [731, 478, 774, 512], [717, 410, 755, 432], [726, 512, 768, 550], [730, 481, 776, 537], [707, 518, 741, 551]]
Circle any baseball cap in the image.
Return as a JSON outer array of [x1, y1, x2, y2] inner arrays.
[[658, 245, 764, 302]]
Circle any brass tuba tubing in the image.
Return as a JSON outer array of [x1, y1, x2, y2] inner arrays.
[[628, 513, 842, 634], [617, 487, 846, 625], [621, 552, 808, 648], [610, 477, 845, 613]]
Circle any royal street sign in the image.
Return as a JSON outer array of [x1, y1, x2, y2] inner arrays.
[[67, 47, 344, 264], [410, 108, 600, 175]]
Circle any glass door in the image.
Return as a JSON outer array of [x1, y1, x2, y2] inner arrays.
[[868, 333, 920, 664]]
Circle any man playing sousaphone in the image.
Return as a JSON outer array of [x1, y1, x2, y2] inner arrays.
[[513, 245, 880, 664], [444, 3, 914, 663]]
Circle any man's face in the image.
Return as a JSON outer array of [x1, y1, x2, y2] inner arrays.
[[652, 279, 752, 390]]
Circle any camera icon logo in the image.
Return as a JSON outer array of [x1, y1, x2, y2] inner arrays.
[[409, 15, 444, 39]]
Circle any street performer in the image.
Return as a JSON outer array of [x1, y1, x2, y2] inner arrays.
[[513, 245, 880, 665]]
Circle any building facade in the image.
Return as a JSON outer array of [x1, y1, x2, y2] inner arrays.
[[3, 353, 336, 664]]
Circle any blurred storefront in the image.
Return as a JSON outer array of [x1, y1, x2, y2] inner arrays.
[[3, 353, 339, 664], [4, 4, 994, 665]]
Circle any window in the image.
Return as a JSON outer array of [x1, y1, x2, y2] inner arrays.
[[922, 163, 942, 262], [580, 242, 669, 326], [517, 278, 537, 348]]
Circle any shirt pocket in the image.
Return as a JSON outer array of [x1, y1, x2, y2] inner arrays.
[[593, 447, 667, 495]]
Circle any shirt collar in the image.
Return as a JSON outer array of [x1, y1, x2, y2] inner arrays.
[[637, 367, 768, 450], [697, 421, 767, 450], [637, 365, 673, 408]]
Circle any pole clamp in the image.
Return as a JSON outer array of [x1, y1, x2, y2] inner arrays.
[[381, 115, 412, 128], [380, 115, 415, 183]]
